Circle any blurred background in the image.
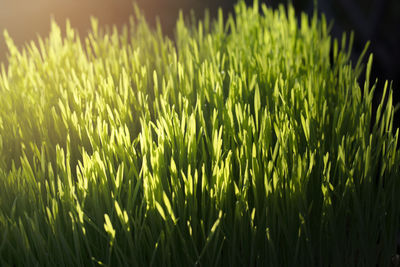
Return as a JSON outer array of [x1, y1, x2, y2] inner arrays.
[[1, 0, 399, 124]]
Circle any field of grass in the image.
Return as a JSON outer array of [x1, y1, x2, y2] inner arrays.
[[0, 1, 399, 266]]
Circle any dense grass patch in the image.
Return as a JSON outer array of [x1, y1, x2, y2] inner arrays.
[[0, 1, 399, 266]]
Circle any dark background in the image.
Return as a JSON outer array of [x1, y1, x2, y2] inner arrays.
[[1, 0, 399, 127]]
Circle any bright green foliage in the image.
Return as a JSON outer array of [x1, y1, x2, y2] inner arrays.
[[0, 1, 399, 266]]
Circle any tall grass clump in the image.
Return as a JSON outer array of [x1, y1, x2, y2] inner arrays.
[[0, 1, 399, 266]]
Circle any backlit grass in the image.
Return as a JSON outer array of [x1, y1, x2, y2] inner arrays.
[[0, 1, 399, 266]]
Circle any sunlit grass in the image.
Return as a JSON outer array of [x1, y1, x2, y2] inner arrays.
[[0, 1, 399, 266]]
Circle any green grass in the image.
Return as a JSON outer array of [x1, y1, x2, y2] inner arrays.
[[0, 1, 399, 266]]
